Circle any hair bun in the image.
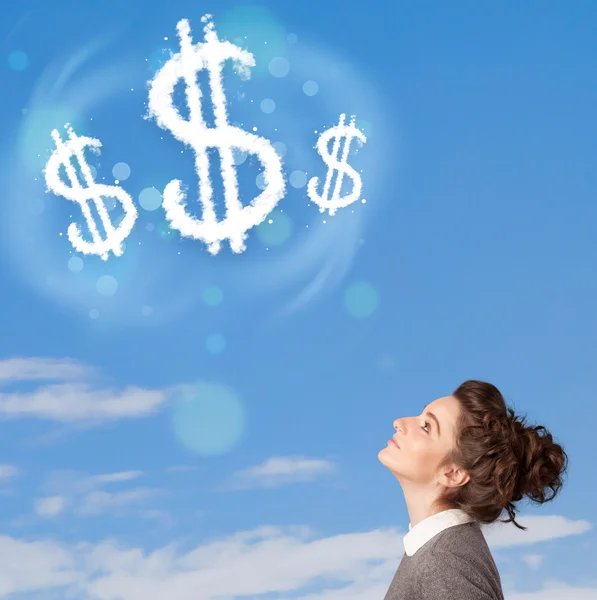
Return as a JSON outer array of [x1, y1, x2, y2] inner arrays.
[[494, 408, 566, 505], [448, 380, 568, 531]]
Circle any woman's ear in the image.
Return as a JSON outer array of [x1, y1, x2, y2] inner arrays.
[[438, 464, 470, 489]]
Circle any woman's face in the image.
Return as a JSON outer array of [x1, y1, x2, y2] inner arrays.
[[378, 395, 462, 486]]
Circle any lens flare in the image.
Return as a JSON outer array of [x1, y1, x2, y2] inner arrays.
[[172, 382, 245, 456], [256, 210, 292, 246], [344, 282, 379, 318]]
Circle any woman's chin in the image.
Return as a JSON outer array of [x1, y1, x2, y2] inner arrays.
[[378, 446, 397, 466]]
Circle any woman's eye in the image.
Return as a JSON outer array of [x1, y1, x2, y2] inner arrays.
[[421, 421, 430, 433]]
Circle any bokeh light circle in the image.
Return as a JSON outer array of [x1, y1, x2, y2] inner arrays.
[[97, 275, 118, 297], [269, 56, 290, 78], [29, 198, 44, 216], [8, 50, 28, 71], [139, 187, 162, 211], [218, 5, 287, 75], [171, 382, 245, 456], [256, 210, 292, 246], [303, 80, 319, 96], [112, 162, 131, 181], [273, 141, 287, 157], [156, 221, 175, 241], [344, 282, 379, 318], [205, 333, 226, 354], [356, 119, 373, 137], [203, 285, 223, 306], [147, 47, 173, 74], [19, 106, 87, 174], [103, 196, 117, 211], [233, 149, 248, 165], [289, 170, 307, 188], [260, 98, 276, 114], [68, 256, 84, 273]]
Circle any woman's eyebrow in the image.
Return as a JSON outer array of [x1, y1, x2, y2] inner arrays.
[[422, 405, 441, 436]]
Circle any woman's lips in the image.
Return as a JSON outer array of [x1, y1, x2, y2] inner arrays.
[[389, 439, 400, 449]]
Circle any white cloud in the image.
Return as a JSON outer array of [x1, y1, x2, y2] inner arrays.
[[138, 509, 173, 525], [0, 383, 170, 423], [483, 515, 592, 548], [0, 516, 590, 600], [0, 536, 76, 596], [523, 553, 545, 569], [165, 465, 198, 473], [34, 470, 153, 519], [35, 496, 67, 518], [77, 488, 155, 516], [0, 357, 173, 424], [223, 456, 336, 490], [0, 465, 19, 479], [78, 470, 143, 491], [507, 582, 597, 600], [0, 357, 91, 383], [0, 526, 403, 600]]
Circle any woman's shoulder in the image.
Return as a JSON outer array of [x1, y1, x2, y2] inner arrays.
[[417, 523, 504, 599], [428, 524, 491, 560], [429, 521, 488, 553], [422, 521, 498, 569]]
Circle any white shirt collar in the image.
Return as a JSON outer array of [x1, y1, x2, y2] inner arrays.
[[403, 509, 474, 556]]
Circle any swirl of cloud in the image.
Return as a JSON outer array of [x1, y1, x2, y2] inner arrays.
[[0, 10, 394, 330], [0, 36, 216, 328]]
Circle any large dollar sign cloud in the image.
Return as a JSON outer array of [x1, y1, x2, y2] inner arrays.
[[307, 114, 367, 216], [44, 125, 138, 261], [146, 15, 286, 255]]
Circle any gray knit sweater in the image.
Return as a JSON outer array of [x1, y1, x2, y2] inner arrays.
[[384, 521, 504, 600]]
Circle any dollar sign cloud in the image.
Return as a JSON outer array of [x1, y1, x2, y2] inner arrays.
[[146, 15, 286, 255], [307, 114, 367, 216], [44, 125, 138, 261]]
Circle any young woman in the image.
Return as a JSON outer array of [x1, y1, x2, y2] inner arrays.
[[379, 379, 568, 600]]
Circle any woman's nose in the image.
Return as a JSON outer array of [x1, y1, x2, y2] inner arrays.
[[394, 419, 404, 433]]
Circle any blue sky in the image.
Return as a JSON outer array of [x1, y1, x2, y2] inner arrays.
[[0, 0, 596, 598]]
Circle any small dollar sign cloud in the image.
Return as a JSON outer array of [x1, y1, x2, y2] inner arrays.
[[307, 114, 367, 216], [44, 125, 138, 261], [146, 15, 286, 255]]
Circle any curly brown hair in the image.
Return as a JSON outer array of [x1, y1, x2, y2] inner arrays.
[[433, 380, 568, 530]]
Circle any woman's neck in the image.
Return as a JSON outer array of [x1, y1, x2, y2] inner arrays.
[[400, 483, 450, 528]]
